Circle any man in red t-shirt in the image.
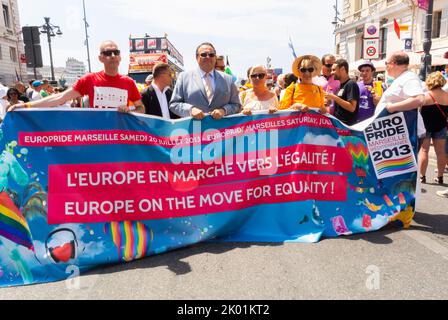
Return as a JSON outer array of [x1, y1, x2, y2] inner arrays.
[[7, 41, 145, 114]]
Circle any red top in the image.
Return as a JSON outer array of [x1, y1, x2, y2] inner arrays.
[[73, 71, 141, 108]]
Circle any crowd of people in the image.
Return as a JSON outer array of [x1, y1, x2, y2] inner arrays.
[[2, 40, 448, 197]]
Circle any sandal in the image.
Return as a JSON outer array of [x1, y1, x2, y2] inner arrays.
[[434, 176, 444, 185], [420, 176, 426, 183]]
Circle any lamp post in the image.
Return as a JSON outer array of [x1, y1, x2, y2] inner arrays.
[[419, 0, 434, 81], [40, 17, 62, 81], [83, 0, 92, 73]]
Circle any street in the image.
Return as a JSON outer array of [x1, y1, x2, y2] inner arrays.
[[0, 156, 447, 300]]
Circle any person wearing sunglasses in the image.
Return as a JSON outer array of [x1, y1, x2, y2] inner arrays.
[[7, 41, 144, 114], [6, 88, 23, 106], [170, 42, 241, 120], [279, 55, 326, 114], [240, 65, 278, 116], [313, 54, 340, 114]]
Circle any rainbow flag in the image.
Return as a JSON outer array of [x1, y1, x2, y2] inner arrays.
[[0, 192, 34, 251], [104, 221, 153, 261], [376, 155, 416, 177]]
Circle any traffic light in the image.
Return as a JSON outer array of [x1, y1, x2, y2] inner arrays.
[[22, 26, 43, 68]]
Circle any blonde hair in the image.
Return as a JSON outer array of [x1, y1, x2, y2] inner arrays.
[[300, 58, 315, 68], [426, 71, 447, 90], [249, 65, 267, 76]]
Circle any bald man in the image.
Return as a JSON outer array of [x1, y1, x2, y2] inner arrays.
[[377, 51, 424, 115], [8, 41, 144, 113]]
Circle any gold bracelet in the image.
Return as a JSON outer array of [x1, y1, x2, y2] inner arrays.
[[25, 102, 31, 108]]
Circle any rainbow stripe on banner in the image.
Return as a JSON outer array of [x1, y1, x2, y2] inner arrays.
[[376, 155, 415, 177], [104, 221, 153, 262], [0, 192, 34, 251]]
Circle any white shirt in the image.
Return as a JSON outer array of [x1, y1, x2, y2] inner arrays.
[[151, 83, 170, 120], [241, 90, 279, 111], [375, 70, 424, 117], [30, 90, 43, 101]]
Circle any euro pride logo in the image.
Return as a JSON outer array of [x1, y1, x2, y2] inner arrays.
[[364, 113, 417, 179]]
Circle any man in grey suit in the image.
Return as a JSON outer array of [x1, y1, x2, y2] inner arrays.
[[170, 42, 241, 120]]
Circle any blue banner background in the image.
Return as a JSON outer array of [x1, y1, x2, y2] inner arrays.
[[0, 109, 418, 287]]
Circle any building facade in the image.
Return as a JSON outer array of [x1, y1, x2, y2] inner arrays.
[[64, 57, 86, 86], [335, 0, 448, 72], [40, 65, 66, 82], [40, 58, 86, 86], [0, 0, 26, 85]]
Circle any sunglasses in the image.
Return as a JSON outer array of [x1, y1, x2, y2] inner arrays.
[[324, 64, 333, 69], [299, 67, 315, 73], [199, 52, 216, 58], [101, 49, 121, 57], [250, 73, 266, 80]]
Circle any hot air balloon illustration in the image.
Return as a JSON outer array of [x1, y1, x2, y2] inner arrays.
[[103, 221, 154, 262], [343, 137, 375, 193]]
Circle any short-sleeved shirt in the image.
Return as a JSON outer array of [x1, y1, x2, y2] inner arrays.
[[376, 70, 424, 116], [73, 71, 141, 108], [357, 81, 375, 122], [334, 79, 360, 126], [279, 83, 325, 112]]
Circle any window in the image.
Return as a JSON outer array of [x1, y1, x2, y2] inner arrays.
[[354, 0, 362, 12], [432, 11, 442, 38], [441, 9, 448, 38], [2, 4, 10, 29], [380, 27, 388, 60], [9, 46, 16, 62]]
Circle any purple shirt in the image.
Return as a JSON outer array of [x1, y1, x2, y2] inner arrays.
[[357, 81, 375, 122]]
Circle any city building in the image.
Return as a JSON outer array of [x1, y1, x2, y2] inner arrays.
[[334, 0, 448, 73], [128, 34, 184, 83], [39, 58, 86, 86], [64, 57, 86, 86], [0, 0, 26, 85], [40, 65, 65, 82]]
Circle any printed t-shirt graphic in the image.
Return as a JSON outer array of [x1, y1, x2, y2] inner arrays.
[[73, 71, 141, 108]]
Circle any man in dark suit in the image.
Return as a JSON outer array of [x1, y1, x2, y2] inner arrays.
[[142, 63, 180, 119]]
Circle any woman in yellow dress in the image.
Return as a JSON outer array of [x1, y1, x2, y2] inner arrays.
[[279, 55, 326, 113]]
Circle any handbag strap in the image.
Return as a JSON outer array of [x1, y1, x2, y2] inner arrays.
[[428, 92, 447, 120]]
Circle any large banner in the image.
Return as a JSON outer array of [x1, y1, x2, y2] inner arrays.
[[0, 109, 418, 287]]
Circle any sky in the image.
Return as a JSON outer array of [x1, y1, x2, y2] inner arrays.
[[18, 0, 338, 79]]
